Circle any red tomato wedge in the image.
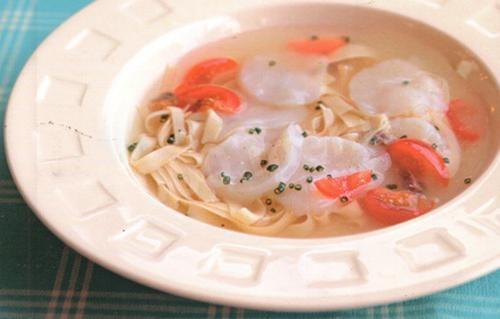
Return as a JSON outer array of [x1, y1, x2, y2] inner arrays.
[[361, 187, 435, 225], [315, 170, 373, 200], [387, 139, 450, 187], [175, 58, 239, 94], [288, 36, 347, 55], [176, 85, 241, 115], [447, 99, 487, 142]]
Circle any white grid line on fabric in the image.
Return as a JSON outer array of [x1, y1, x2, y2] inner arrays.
[[0, 0, 25, 73], [0, 0, 36, 89]]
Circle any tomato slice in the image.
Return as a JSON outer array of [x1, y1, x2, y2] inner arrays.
[[315, 170, 373, 200], [288, 36, 347, 55], [175, 58, 239, 94], [387, 138, 450, 187], [447, 99, 487, 142], [361, 187, 435, 225], [176, 85, 241, 115]]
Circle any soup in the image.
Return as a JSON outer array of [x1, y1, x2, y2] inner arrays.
[[128, 26, 492, 237]]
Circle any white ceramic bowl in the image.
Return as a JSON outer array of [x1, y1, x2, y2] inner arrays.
[[5, 0, 500, 311]]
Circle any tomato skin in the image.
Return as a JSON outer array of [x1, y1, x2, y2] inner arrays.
[[288, 36, 347, 55], [175, 58, 239, 94], [315, 170, 373, 200], [387, 138, 450, 187], [176, 85, 241, 115], [447, 99, 486, 142], [361, 187, 435, 225]]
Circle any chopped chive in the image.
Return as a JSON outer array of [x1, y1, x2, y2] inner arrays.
[[434, 125, 440, 131], [270, 208, 277, 213], [220, 172, 226, 177], [386, 184, 398, 190], [464, 178, 472, 184], [274, 182, 287, 194], [127, 142, 138, 153], [288, 183, 295, 189], [327, 174, 333, 178], [243, 171, 253, 180], [268, 60, 277, 67], [310, 35, 319, 41], [315, 101, 324, 110], [316, 165, 324, 172], [254, 127, 262, 134], [302, 131, 308, 138], [167, 134, 175, 144], [369, 136, 378, 145], [343, 36, 351, 43], [265, 198, 272, 205], [177, 174, 184, 181], [309, 167, 315, 173], [340, 196, 349, 203], [160, 114, 169, 123], [443, 157, 450, 164], [294, 184, 302, 191], [260, 159, 268, 167], [248, 128, 255, 134], [306, 176, 313, 183], [432, 143, 438, 149], [400, 135, 408, 139], [371, 173, 378, 181], [267, 164, 279, 172], [402, 80, 410, 86], [303, 164, 310, 171], [222, 175, 231, 185]]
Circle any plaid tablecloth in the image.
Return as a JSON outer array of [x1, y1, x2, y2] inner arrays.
[[0, 0, 498, 318]]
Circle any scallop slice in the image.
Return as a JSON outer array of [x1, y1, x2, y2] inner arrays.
[[349, 59, 449, 117], [389, 117, 460, 176], [277, 136, 391, 215], [239, 53, 327, 107], [202, 124, 303, 205]]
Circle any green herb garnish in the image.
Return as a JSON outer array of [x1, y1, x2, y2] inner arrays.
[[464, 178, 472, 184], [268, 60, 277, 67], [443, 157, 450, 164], [222, 175, 231, 185], [177, 174, 184, 181], [294, 184, 302, 191], [386, 184, 398, 190], [302, 131, 308, 138], [402, 80, 410, 86], [128, 142, 138, 153], [400, 135, 408, 139], [274, 182, 287, 194], [254, 127, 262, 134], [260, 160, 268, 167], [267, 164, 279, 172], [265, 198, 272, 205], [316, 165, 324, 172], [371, 173, 378, 181], [167, 134, 175, 144], [306, 176, 313, 184]]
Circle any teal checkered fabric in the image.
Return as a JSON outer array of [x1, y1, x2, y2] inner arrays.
[[0, 1, 498, 318]]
